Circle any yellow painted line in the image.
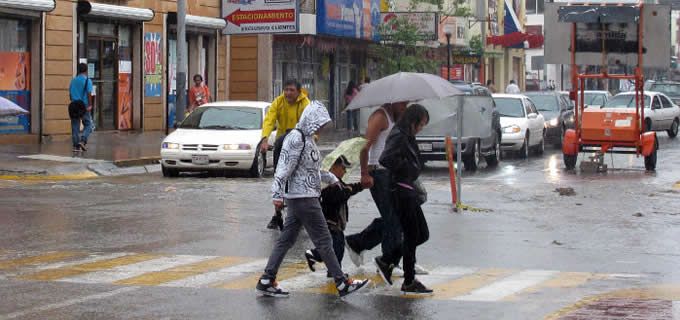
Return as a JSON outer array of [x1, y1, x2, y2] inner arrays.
[[0, 171, 98, 181], [304, 273, 385, 295], [19, 253, 162, 281], [429, 268, 515, 300], [114, 256, 252, 286], [502, 272, 605, 301], [0, 251, 84, 270], [214, 261, 309, 290]]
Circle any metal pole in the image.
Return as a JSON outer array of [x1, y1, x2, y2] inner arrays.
[[456, 95, 463, 205], [176, 0, 187, 125], [446, 34, 451, 81]]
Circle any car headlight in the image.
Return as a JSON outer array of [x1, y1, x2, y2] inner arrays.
[[549, 118, 559, 126], [162, 142, 179, 149], [223, 144, 252, 150], [503, 125, 521, 133]]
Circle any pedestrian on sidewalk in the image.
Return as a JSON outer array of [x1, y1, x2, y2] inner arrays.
[[343, 102, 407, 285], [261, 80, 311, 230], [379, 104, 432, 295], [68, 63, 94, 153], [344, 81, 359, 132], [187, 74, 211, 115], [304, 155, 365, 275], [256, 101, 370, 298], [486, 79, 497, 93], [506, 80, 521, 94]]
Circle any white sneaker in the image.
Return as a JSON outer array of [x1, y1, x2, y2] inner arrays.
[[345, 242, 364, 266], [415, 264, 430, 275], [392, 264, 429, 276], [392, 265, 404, 277]]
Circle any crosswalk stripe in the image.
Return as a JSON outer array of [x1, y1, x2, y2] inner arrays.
[[20, 253, 161, 281], [161, 259, 267, 288], [213, 261, 309, 290], [0, 251, 85, 270], [502, 272, 603, 301], [115, 256, 251, 286], [453, 270, 559, 301], [430, 268, 515, 300]]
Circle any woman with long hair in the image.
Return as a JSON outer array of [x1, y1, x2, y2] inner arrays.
[[379, 103, 432, 295]]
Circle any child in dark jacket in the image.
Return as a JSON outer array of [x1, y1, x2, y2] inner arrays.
[[305, 155, 364, 275]]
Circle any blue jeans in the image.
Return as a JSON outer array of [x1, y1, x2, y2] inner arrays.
[[71, 112, 93, 147], [311, 229, 345, 265]]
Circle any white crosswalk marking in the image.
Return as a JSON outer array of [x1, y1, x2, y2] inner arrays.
[[31, 253, 131, 271], [453, 270, 559, 301], [161, 259, 267, 288], [58, 255, 213, 284]]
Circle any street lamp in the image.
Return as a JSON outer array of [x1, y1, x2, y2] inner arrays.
[[444, 25, 454, 81]]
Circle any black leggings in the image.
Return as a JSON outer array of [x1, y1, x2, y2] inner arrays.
[[394, 185, 429, 285]]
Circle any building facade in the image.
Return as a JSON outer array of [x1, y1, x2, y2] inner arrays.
[[0, 0, 229, 144]]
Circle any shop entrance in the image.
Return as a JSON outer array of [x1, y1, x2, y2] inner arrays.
[[87, 37, 117, 130]]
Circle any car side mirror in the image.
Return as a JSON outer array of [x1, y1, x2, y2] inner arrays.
[[528, 113, 538, 119]]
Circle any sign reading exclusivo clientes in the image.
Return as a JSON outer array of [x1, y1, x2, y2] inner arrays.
[[222, 0, 299, 34]]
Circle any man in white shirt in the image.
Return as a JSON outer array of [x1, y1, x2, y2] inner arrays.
[[506, 80, 521, 94]]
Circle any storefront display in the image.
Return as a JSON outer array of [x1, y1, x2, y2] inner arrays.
[[0, 18, 31, 134]]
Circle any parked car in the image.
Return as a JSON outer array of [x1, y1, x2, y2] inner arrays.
[[647, 81, 680, 105], [416, 83, 502, 171], [160, 101, 275, 178], [582, 90, 612, 108], [604, 92, 680, 137], [524, 91, 575, 147], [493, 94, 546, 158]]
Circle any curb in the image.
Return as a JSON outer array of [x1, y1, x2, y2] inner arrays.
[[113, 157, 161, 168]]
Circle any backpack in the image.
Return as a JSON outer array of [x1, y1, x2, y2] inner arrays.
[[68, 77, 89, 119]]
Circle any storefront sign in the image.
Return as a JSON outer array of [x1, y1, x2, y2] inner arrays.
[[316, 0, 381, 41], [222, 0, 298, 34], [441, 65, 464, 81], [144, 32, 162, 97], [0, 52, 30, 134], [451, 53, 481, 65], [380, 12, 438, 41]]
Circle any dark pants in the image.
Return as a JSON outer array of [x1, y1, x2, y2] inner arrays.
[[273, 133, 288, 169], [345, 169, 402, 266], [264, 198, 345, 281], [311, 229, 345, 265], [394, 185, 429, 285]]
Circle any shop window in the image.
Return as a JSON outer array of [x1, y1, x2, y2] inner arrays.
[[0, 18, 31, 134], [456, 25, 465, 40]]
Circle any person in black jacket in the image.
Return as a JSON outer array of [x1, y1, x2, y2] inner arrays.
[[379, 104, 432, 295], [305, 155, 364, 275]]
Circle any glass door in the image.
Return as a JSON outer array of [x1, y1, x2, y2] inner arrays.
[[87, 38, 118, 130]]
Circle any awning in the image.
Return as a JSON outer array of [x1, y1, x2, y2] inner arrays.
[[486, 0, 543, 48], [0, 0, 55, 15], [168, 13, 226, 30], [77, 1, 154, 22]]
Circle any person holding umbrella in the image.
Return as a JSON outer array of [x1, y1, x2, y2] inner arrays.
[[379, 104, 432, 294]]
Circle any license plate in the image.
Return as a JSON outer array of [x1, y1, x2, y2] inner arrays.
[[418, 143, 433, 152], [191, 154, 209, 165]]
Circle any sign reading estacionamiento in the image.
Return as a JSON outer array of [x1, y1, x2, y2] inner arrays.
[[222, 0, 298, 34]]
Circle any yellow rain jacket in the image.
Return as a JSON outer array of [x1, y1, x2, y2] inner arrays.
[[262, 92, 311, 139]]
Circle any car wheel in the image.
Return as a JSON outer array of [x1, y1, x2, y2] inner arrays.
[[667, 118, 679, 138], [644, 136, 658, 171], [555, 125, 565, 148], [162, 165, 179, 178], [645, 118, 653, 132], [463, 140, 481, 171], [519, 134, 529, 159], [564, 154, 577, 170], [535, 132, 545, 155], [485, 134, 501, 167], [249, 151, 265, 178]]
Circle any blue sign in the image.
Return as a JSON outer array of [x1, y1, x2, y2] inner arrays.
[[316, 0, 381, 41]]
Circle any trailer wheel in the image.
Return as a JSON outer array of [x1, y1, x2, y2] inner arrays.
[[644, 137, 658, 171], [564, 154, 577, 170]]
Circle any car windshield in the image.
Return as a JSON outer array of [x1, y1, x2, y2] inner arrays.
[[604, 95, 651, 109], [494, 98, 525, 118], [179, 106, 262, 130], [524, 94, 559, 111], [584, 93, 606, 106], [649, 84, 680, 97]]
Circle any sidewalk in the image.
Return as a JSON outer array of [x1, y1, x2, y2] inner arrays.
[[0, 129, 357, 179]]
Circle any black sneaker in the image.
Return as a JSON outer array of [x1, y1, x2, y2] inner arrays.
[[72, 146, 82, 153], [304, 250, 321, 272], [78, 142, 88, 151], [374, 256, 393, 286], [266, 214, 283, 230], [401, 279, 433, 295], [256, 276, 289, 298], [336, 278, 370, 298]]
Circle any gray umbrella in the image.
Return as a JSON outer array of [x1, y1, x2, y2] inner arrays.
[[346, 72, 463, 110]]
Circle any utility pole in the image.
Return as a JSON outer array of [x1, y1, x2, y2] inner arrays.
[[176, 0, 187, 125]]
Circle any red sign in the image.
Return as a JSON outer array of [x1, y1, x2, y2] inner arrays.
[[226, 9, 295, 26], [441, 65, 464, 81]]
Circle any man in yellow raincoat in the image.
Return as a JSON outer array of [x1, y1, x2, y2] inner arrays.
[[260, 79, 311, 230]]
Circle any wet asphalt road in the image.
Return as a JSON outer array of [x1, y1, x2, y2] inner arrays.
[[1, 134, 680, 319]]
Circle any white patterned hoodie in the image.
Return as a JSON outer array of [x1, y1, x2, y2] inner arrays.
[[272, 101, 338, 201]]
